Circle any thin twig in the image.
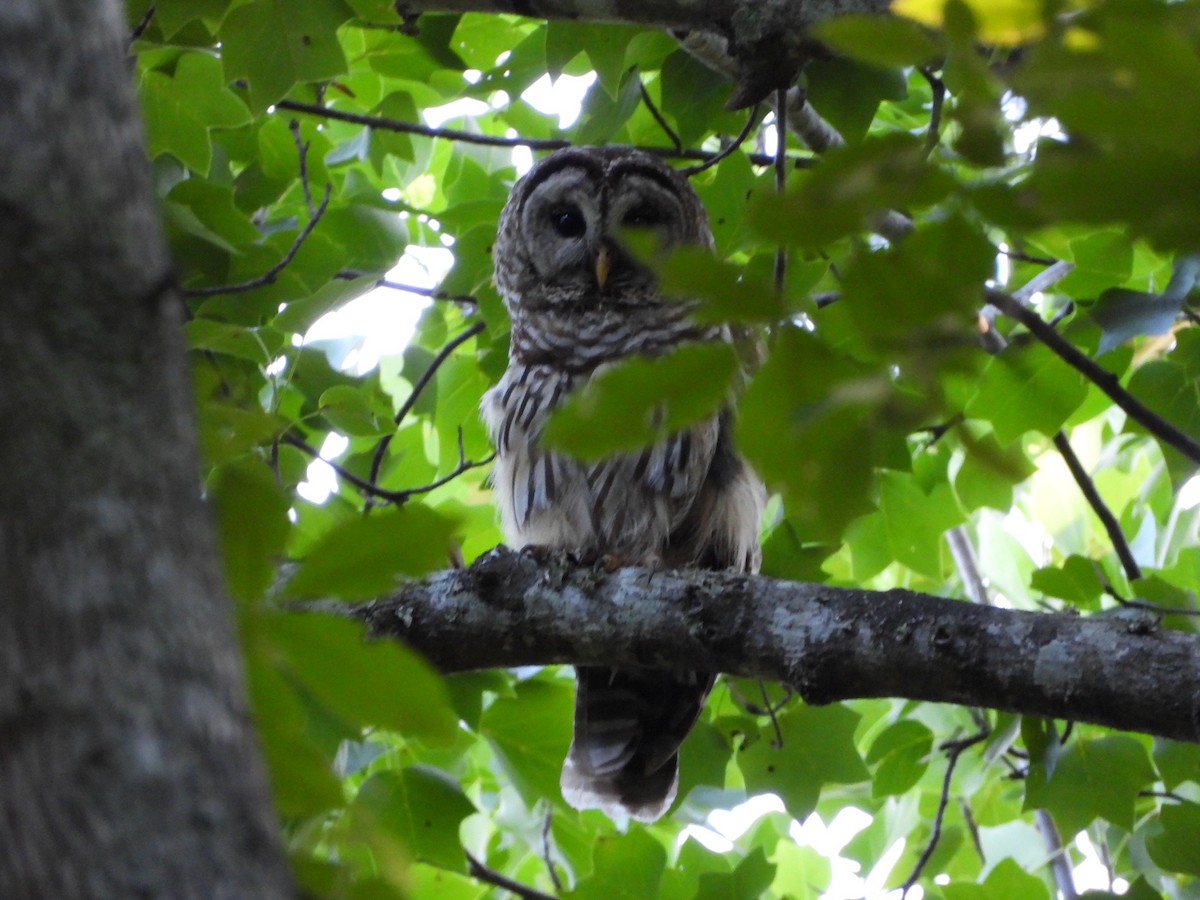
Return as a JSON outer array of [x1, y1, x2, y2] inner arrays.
[[681, 103, 762, 177], [278, 99, 811, 170], [901, 731, 990, 896], [183, 184, 332, 298], [366, 320, 487, 488], [946, 527, 991, 607], [1052, 431, 1142, 582], [958, 798, 985, 863], [639, 78, 682, 152], [333, 270, 480, 306], [282, 431, 492, 506], [1002, 248, 1061, 267], [465, 849, 556, 900], [1035, 810, 1078, 900], [540, 807, 564, 893], [758, 680, 785, 748], [986, 288, 1200, 465], [130, 4, 155, 42], [919, 68, 946, 158], [772, 90, 788, 297], [289, 119, 315, 215]]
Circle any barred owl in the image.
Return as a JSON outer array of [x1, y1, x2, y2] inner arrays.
[[482, 146, 765, 822]]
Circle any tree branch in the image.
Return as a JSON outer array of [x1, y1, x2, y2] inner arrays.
[[1052, 431, 1142, 582], [394, 0, 891, 35], [183, 184, 332, 299], [277, 99, 813, 170], [367, 320, 486, 488], [986, 289, 1200, 465], [317, 546, 1200, 744]]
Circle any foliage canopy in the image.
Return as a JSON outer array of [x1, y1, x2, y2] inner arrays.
[[126, 0, 1200, 896]]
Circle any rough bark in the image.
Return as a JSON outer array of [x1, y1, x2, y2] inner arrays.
[[335, 546, 1200, 744], [0, 2, 291, 897], [395, 0, 891, 35]]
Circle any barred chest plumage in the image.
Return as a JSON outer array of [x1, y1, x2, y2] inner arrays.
[[483, 145, 765, 821]]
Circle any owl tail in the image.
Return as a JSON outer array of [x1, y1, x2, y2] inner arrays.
[[561, 665, 714, 822]]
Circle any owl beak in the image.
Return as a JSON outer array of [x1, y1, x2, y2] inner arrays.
[[594, 245, 611, 289]]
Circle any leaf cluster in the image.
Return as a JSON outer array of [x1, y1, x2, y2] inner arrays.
[[126, 0, 1200, 896]]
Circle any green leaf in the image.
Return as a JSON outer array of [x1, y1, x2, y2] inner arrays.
[[1030, 555, 1106, 610], [480, 677, 574, 809], [570, 827, 667, 899], [1146, 801, 1200, 876], [966, 343, 1088, 443], [221, 0, 351, 111], [739, 704, 868, 819], [155, 0, 233, 38], [1126, 329, 1200, 483], [938, 856, 1050, 900], [1153, 738, 1200, 791], [751, 133, 953, 248], [804, 57, 908, 143], [840, 214, 996, 347], [348, 767, 476, 871], [284, 505, 459, 599], [813, 15, 943, 69], [263, 612, 458, 741], [737, 327, 904, 540], [318, 384, 390, 436], [210, 460, 291, 603], [185, 319, 283, 364], [867, 720, 934, 798], [542, 342, 738, 461], [658, 248, 784, 323], [141, 52, 251, 172], [878, 472, 962, 578], [1090, 289, 1185, 355], [695, 846, 775, 900], [1024, 734, 1156, 836], [245, 657, 345, 818]]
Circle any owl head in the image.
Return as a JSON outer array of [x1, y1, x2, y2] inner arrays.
[[493, 146, 713, 315]]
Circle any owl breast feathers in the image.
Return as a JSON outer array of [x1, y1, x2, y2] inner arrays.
[[481, 146, 765, 821]]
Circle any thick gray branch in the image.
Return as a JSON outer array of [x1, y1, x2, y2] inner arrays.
[[341, 547, 1200, 744], [395, 0, 890, 35]]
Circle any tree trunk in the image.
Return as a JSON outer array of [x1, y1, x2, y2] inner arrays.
[[0, 2, 291, 896]]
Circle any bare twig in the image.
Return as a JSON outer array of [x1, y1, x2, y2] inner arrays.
[[1052, 431, 1142, 582], [465, 849, 556, 900], [367, 320, 487, 488], [540, 807, 564, 893], [183, 184, 332, 298], [129, 4, 155, 42], [901, 731, 990, 896], [773, 89, 788, 298], [278, 99, 811, 170], [998, 257, 1071, 305], [1035, 810, 1078, 900], [333, 270, 480, 306], [919, 67, 946, 158], [639, 78, 682, 152], [289, 119, 315, 215], [946, 526, 991, 607], [676, 31, 912, 242], [282, 430, 492, 507], [986, 288, 1200, 465], [759, 680, 785, 748], [1001, 247, 1060, 267], [681, 103, 762, 176]]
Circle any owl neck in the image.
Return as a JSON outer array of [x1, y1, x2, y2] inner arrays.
[[508, 302, 712, 372]]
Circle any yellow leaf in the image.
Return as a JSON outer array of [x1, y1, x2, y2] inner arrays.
[[891, 0, 1045, 45]]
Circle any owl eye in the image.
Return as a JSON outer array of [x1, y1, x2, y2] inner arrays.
[[550, 207, 586, 238], [623, 205, 660, 228]]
